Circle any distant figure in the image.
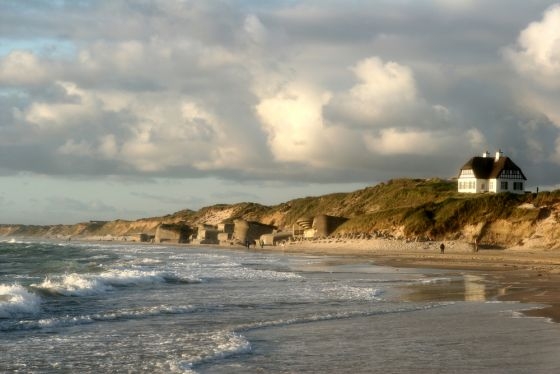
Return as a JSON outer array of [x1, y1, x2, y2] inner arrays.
[[473, 238, 479, 253], [245, 239, 250, 249], [440, 243, 445, 254], [259, 239, 264, 248]]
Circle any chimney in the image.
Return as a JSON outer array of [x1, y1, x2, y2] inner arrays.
[[495, 149, 503, 161], [482, 151, 490, 158]]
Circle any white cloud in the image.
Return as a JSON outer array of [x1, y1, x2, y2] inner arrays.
[[111, 95, 250, 172], [23, 78, 255, 173], [0, 50, 48, 86], [326, 57, 418, 127], [351, 57, 417, 106], [505, 4, 560, 89], [255, 55, 469, 165], [24, 81, 101, 130], [256, 82, 332, 164], [505, 4, 560, 165], [364, 128, 437, 155]]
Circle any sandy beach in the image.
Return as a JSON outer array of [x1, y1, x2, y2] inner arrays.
[[247, 238, 560, 323]]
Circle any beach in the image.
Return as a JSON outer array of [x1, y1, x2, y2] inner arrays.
[[248, 238, 560, 323], [4, 238, 560, 373], [74, 234, 560, 322]]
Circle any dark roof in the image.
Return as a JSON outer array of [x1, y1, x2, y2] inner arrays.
[[459, 156, 527, 180]]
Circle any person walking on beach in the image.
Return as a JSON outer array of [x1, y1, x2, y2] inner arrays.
[[440, 243, 445, 254]]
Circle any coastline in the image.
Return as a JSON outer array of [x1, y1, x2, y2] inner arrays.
[[5, 235, 560, 322], [248, 238, 560, 323]]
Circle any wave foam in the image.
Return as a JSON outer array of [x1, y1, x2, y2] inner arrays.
[[33, 274, 109, 296], [32, 268, 169, 296], [237, 302, 451, 333], [179, 264, 302, 282], [0, 284, 42, 318], [181, 330, 251, 371], [321, 285, 383, 301], [93, 304, 195, 321], [420, 277, 452, 285], [3, 304, 195, 332], [97, 268, 166, 286]]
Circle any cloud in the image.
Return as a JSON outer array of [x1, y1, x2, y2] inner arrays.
[[256, 82, 332, 164], [504, 4, 560, 165], [505, 4, 560, 89], [24, 81, 103, 130], [0, 51, 48, 86], [255, 55, 466, 168], [130, 192, 203, 206], [3, 0, 560, 188], [325, 57, 419, 128], [244, 14, 267, 45], [45, 196, 117, 213], [211, 190, 260, 201], [365, 129, 447, 156]]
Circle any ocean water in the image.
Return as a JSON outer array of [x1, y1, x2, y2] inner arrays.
[[1, 239, 560, 373]]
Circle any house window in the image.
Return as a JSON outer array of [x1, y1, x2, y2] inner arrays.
[[501, 181, 508, 190], [513, 182, 524, 191]]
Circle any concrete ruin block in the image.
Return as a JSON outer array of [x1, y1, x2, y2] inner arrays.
[[234, 219, 275, 244], [155, 223, 191, 243]]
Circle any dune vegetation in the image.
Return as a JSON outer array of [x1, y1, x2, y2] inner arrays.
[[3, 178, 560, 248]]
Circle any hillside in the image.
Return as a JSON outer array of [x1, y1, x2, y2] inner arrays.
[[3, 178, 560, 249]]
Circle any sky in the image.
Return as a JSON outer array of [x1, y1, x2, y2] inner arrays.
[[2, 0, 560, 224]]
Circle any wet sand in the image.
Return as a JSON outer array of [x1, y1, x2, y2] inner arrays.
[[254, 238, 560, 322]]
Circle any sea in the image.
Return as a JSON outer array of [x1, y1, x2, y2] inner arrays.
[[2, 239, 560, 373]]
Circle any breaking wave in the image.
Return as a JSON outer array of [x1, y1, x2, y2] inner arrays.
[[2, 304, 195, 332], [0, 284, 42, 319], [31, 269, 173, 296]]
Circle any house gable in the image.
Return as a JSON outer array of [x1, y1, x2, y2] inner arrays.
[[489, 157, 526, 180]]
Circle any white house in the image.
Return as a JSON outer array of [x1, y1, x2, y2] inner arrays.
[[457, 150, 527, 194]]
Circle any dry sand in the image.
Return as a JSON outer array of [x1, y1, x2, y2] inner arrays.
[[253, 238, 560, 322]]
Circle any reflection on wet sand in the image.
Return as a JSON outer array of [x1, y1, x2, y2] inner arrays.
[[403, 272, 500, 303], [463, 274, 486, 301]]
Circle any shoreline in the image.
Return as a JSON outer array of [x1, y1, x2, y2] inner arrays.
[[5, 235, 560, 322], [248, 238, 560, 323]]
